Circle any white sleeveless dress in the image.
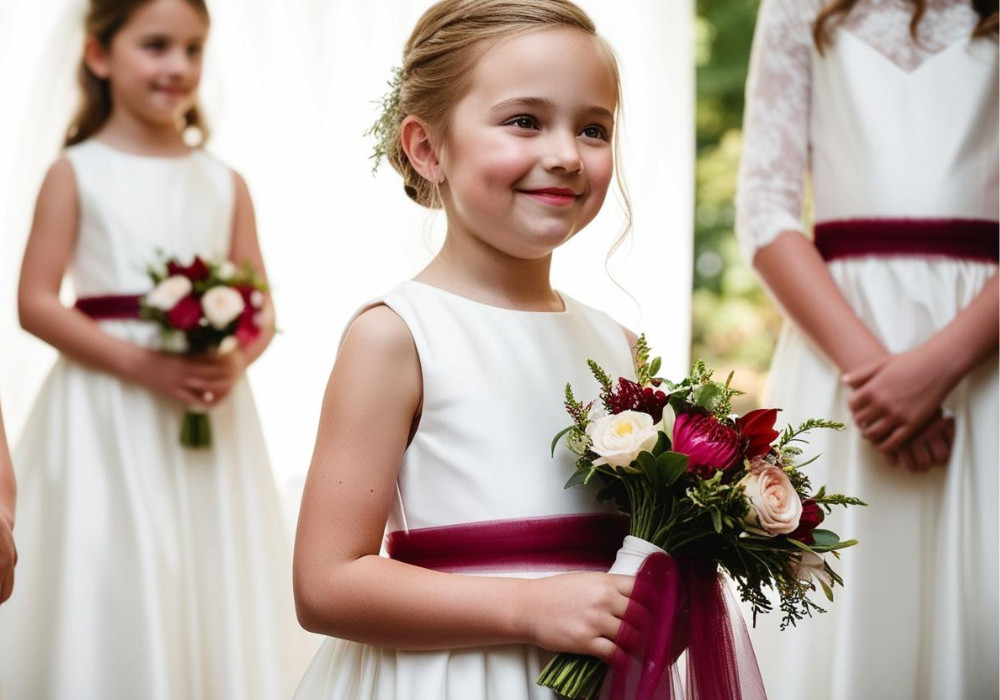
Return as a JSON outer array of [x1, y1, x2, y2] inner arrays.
[[736, 2, 998, 699], [0, 140, 313, 700], [293, 280, 635, 700]]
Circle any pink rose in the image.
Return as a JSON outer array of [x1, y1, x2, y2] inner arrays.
[[672, 411, 741, 477], [739, 466, 803, 536]]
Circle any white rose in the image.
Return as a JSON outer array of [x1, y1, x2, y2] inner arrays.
[[217, 260, 237, 280], [586, 410, 659, 471], [793, 551, 833, 590], [145, 275, 192, 311], [217, 335, 239, 355], [201, 286, 245, 330], [249, 290, 265, 309], [739, 466, 803, 536]]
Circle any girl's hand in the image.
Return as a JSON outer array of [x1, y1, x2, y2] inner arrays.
[[843, 346, 957, 453], [0, 512, 15, 604], [894, 413, 955, 473], [521, 572, 635, 660], [128, 349, 245, 408]]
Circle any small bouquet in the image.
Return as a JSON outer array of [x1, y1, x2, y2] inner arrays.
[[536, 337, 865, 699], [140, 255, 268, 448]]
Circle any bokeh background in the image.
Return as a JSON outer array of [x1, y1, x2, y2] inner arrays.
[[692, 0, 781, 413]]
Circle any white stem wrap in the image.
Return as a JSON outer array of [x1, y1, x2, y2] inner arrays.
[[607, 535, 667, 576]]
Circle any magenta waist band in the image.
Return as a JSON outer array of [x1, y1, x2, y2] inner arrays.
[[814, 218, 998, 263], [75, 294, 144, 320], [386, 513, 630, 574]]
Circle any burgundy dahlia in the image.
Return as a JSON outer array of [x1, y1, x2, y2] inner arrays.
[[672, 410, 741, 476], [606, 378, 668, 422], [166, 294, 202, 331], [167, 256, 210, 281]]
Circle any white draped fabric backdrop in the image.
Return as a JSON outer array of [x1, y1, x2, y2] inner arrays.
[[0, 0, 693, 513]]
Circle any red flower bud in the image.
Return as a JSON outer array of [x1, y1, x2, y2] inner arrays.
[[167, 256, 210, 281], [737, 408, 780, 459], [789, 499, 825, 544], [672, 411, 741, 476], [166, 294, 203, 331], [234, 305, 260, 347]]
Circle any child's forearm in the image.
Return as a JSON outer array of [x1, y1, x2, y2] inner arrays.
[[921, 273, 998, 386], [18, 292, 148, 383], [753, 231, 888, 373], [294, 554, 531, 650]]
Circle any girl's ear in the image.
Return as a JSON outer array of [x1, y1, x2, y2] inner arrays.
[[400, 115, 444, 185], [83, 36, 111, 79]]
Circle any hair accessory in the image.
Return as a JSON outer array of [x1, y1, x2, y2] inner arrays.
[[365, 66, 405, 174]]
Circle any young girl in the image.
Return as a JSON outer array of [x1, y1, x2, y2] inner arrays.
[[736, 0, 998, 698], [0, 0, 310, 697], [293, 1, 642, 697], [0, 396, 15, 607]]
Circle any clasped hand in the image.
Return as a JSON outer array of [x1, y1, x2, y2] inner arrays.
[[843, 346, 957, 471], [133, 349, 247, 408]]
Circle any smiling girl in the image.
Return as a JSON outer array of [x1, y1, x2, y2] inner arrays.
[[0, 1, 310, 697], [291, 1, 642, 698]]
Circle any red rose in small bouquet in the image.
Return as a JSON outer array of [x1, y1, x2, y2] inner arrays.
[[537, 337, 865, 699], [141, 255, 269, 448]]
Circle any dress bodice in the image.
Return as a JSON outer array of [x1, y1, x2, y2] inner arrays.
[[377, 281, 634, 532], [65, 140, 234, 297], [736, 0, 999, 260]]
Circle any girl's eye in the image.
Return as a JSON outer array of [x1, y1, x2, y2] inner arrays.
[[187, 44, 203, 58], [581, 125, 609, 141], [505, 116, 540, 131], [143, 40, 167, 52]]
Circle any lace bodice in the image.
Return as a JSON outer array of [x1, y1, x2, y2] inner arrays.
[[735, 0, 995, 261]]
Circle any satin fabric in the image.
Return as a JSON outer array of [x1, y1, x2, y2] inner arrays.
[[0, 140, 314, 699]]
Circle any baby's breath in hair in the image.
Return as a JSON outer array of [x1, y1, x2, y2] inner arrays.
[[365, 66, 405, 174]]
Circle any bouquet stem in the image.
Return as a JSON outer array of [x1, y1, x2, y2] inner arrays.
[[537, 653, 607, 699], [180, 408, 212, 448]]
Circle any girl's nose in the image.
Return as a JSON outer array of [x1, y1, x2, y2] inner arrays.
[[542, 131, 584, 173]]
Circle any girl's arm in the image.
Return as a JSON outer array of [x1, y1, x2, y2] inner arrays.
[[844, 273, 999, 453], [293, 306, 632, 656], [0, 396, 16, 604], [19, 159, 228, 408], [198, 171, 276, 405]]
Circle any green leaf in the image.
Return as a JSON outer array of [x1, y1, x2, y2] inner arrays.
[[656, 451, 689, 485], [652, 431, 671, 456], [810, 529, 840, 547], [819, 578, 835, 602], [550, 426, 573, 458], [710, 508, 722, 533], [649, 356, 662, 377], [564, 469, 590, 490], [692, 382, 722, 409]]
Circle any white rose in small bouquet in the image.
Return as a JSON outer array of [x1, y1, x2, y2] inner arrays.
[[201, 286, 246, 330], [585, 410, 659, 471], [146, 275, 192, 311], [740, 465, 803, 536]]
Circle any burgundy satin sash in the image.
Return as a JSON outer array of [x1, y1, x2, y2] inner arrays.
[[814, 218, 999, 262], [604, 554, 767, 700], [386, 513, 629, 574], [75, 294, 144, 320]]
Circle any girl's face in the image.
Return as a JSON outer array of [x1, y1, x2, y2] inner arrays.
[[436, 27, 618, 261], [88, 0, 208, 129]]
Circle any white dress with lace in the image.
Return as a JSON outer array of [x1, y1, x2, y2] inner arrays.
[[0, 140, 315, 699], [735, 2, 998, 699]]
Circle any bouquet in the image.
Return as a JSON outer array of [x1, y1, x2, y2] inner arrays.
[[140, 255, 268, 448], [536, 337, 865, 699]]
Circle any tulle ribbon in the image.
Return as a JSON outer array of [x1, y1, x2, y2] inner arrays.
[[604, 552, 767, 700]]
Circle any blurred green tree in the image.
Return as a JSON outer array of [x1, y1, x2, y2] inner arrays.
[[692, 0, 783, 410]]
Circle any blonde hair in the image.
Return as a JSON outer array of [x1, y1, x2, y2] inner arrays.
[[383, 0, 627, 220], [65, 0, 211, 147]]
